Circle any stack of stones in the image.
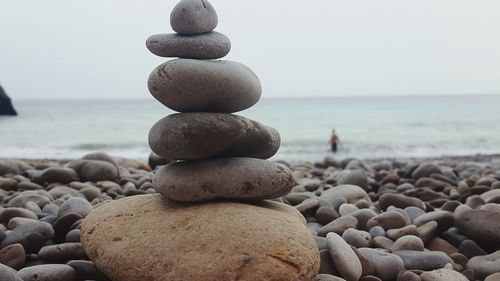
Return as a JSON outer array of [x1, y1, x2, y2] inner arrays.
[[81, 1, 320, 280]]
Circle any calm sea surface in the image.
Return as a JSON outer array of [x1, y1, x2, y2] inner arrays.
[[1, 95, 499, 162]]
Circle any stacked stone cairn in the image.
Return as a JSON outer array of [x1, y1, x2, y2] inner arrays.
[[81, 1, 320, 280]]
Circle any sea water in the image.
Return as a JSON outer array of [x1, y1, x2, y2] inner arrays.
[[1, 95, 499, 162]]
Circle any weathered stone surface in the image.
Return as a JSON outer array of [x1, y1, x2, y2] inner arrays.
[[149, 113, 279, 160], [170, 0, 218, 35], [146, 32, 230, 59], [153, 157, 295, 201], [81, 194, 319, 281], [148, 59, 261, 113]]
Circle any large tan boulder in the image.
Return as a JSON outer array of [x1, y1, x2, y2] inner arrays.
[[81, 194, 320, 281]]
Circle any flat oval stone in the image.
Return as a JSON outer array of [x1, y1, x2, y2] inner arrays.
[[392, 235, 424, 251], [148, 59, 261, 113], [31, 167, 79, 184], [81, 194, 319, 281], [378, 193, 426, 210], [414, 211, 454, 233], [18, 264, 76, 281], [153, 157, 295, 202], [57, 197, 93, 218], [393, 250, 453, 271], [7, 192, 51, 208], [149, 113, 279, 160], [170, 0, 218, 35], [366, 211, 408, 230], [320, 184, 370, 204], [0, 243, 25, 269], [146, 32, 230, 59], [0, 207, 38, 222], [38, 243, 87, 262], [8, 217, 38, 229], [455, 209, 500, 250], [358, 248, 405, 281], [342, 228, 371, 248], [0, 221, 54, 253], [68, 159, 119, 182], [337, 170, 368, 190], [326, 232, 362, 281], [317, 216, 358, 237]]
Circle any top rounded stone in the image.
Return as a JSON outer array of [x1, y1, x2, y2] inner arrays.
[[170, 0, 218, 35]]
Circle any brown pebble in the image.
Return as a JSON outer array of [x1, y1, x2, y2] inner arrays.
[[449, 252, 468, 267], [417, 221, 438, 243], [426, 237, 458, 255], [0, 243, 25, 269]]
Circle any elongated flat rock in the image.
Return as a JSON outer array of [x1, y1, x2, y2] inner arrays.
[[148, 59, 261, 113], [148, 113, 280, 160], [170, 0, 218, 35], [153, 157, 295, 202], [81, 194, 320, 281], [146, 32, 230, 59]]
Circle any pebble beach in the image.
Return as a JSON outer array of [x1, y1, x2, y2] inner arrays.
[[1, 0, 500, 280], [1, 152, 500, 281]]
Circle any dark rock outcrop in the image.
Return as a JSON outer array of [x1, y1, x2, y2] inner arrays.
[[0, 85, 17, 116]]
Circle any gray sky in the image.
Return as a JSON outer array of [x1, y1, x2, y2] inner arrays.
[[1, 0, 499, 99]]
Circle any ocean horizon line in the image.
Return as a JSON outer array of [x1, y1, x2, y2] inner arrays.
[[11, 92, 500, 102]]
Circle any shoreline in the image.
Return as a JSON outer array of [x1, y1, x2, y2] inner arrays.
[[4, 152, 500, 167]]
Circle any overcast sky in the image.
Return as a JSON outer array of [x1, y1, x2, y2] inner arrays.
[[1, 0, 499, 99]]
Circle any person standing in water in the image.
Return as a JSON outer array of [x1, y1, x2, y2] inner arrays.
[[330, 129, 340, 153]]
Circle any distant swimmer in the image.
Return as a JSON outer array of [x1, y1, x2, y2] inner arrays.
[[330, 129, 340, 153]]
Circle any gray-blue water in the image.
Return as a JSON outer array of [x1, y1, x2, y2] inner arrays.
[[1, 95, 499, 162]]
